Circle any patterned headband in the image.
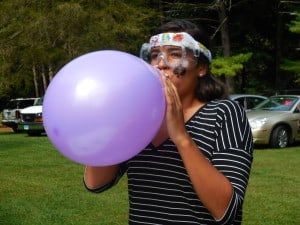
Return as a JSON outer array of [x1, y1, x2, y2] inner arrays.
[[149, 32, 212, 62]]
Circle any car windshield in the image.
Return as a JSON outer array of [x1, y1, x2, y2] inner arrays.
[[254, 96, 299, 111], [4, 99, 35, 109], [34, 97, 43, 106]]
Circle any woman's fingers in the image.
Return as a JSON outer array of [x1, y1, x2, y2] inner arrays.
[[161, 73, 183, 117]]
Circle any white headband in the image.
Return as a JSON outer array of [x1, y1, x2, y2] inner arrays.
[[149, 32, 212, 62]]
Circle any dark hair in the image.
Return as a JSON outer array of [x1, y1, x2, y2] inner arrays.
[[154, 19, 228, 101]]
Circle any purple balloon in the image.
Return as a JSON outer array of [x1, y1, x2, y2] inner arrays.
[[43, 50, 165, 166]]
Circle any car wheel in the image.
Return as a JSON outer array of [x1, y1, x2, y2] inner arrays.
[[270, 125, 289, 148]]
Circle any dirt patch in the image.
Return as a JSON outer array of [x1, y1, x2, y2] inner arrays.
[[0, 125, 13, 133]]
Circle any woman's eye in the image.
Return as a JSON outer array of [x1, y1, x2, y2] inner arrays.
[[170, 52, 182, 58], [150, 53, 159, 60]]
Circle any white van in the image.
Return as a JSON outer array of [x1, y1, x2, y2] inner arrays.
[[18, 97, 45, 136], [1, 97, 40, 132]]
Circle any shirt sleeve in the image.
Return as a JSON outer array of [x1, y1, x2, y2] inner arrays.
[[212, 100, 254, 224], [83, 162, 127, 193]]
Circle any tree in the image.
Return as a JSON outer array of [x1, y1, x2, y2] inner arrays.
[[0, 0, 159, 99], [212, 53, 253, 77], [0, 0, 299, 100], [159, 0, 255, 93], [280, 11, 300, 82]]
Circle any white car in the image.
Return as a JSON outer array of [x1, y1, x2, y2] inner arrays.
[[18, 98, 45, 136]]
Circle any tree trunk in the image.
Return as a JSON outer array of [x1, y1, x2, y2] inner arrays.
[[48, 64, 54, 82], [216, 0, 234, 93], [275, 4, 282, 92], [32, 64, 39, 97], [41, 65, 47, 95]]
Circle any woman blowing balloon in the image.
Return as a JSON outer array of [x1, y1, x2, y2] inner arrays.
[[84, 19, 253, 225]]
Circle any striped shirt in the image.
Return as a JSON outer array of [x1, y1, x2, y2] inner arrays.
[[85, 99, 253, 225]]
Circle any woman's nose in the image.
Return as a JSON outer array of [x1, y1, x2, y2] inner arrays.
[[156, 55, 168, 69]]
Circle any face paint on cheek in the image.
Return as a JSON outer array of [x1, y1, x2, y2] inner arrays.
[[172, 59, 189, 76], [173, 66, 186, 76]]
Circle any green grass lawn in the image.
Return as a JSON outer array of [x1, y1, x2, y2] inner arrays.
[[0, 130, 299, 225]]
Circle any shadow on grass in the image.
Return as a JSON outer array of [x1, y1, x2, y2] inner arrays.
[[0, 129, 47, 137]]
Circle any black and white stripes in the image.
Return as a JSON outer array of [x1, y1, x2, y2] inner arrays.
[[126, 99, 253, 225], [84, 99, 253, 225]]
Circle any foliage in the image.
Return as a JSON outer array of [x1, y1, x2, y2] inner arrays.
[[0, 0, 159, 98], [281, 59, 300, 78], [0, 0, 299, 99], [211, 53, 253, 77], [280, 10, 300, 82], [289, 11, 300, 34]]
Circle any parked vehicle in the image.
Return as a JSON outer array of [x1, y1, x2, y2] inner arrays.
[[18, 97, 45, 136], [230, 94, 267, 110], [1, 97, 41, 132], [246, 95, 300, 148]]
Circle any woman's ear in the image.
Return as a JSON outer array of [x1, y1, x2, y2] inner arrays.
[[197, 63, 208, 77]]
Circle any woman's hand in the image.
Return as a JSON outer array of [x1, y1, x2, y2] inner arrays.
[[161, 73, 189, 145]]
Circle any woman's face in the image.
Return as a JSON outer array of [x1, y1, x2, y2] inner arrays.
[[150, 45, 206, 98]]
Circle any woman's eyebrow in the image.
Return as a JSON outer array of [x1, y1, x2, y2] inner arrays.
[[150, 48, 160, 52], [166, 47, 182, 52]]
